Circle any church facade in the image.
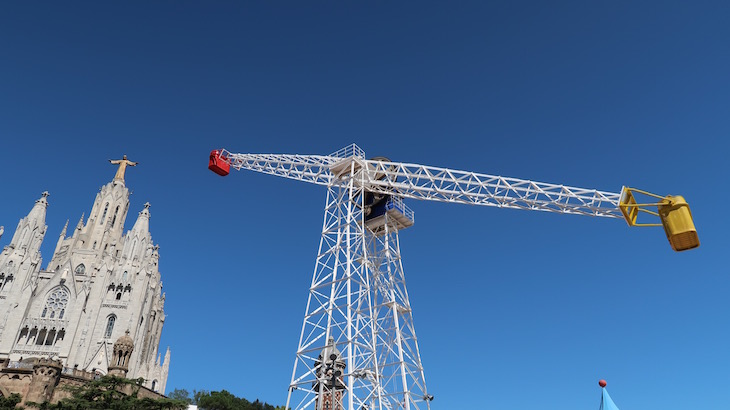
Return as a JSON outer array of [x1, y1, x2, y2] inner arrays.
[[0, 158, 170, 396]]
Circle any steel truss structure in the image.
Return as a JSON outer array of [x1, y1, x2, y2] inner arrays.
[[216, 144, 624, 410]]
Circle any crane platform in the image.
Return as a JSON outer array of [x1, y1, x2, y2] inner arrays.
[[364, 195, 414, 234]]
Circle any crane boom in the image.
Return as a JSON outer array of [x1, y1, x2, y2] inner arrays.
[[353, 158, 621, 218], [213, 145, 622, 218]]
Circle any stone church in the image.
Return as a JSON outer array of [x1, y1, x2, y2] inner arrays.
[[0, 157, 170, 400]]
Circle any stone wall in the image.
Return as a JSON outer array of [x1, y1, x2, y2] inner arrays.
[[0, 357, 164, 405]]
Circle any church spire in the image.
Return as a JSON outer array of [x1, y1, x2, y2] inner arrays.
[[131, 203, 151, 234], [123, 203, 152, 262], [9, 192, 49, 251], [53, 220, 69, 256], [59, 220, 68, 238], [27, 192, 49, 226]]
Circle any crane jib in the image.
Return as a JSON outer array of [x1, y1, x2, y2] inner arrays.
[[208, 145, 700, 253]]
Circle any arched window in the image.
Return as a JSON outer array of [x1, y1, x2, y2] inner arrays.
[[75, 264, 86, 275], [55, 329, 65, 345], [45, 329, 56, 346], [105, 315, 116, 338], [111, 206, 120, 227], [151, 380, 157, 392], [100, 203, 109, 225], [35, 328, 47, 345], [122, 271, 128, 281], [43, 288, 69, 319], [17, 327, 29, 343]]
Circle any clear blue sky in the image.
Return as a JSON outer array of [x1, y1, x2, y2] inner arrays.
[[1, 2, 728, 409]]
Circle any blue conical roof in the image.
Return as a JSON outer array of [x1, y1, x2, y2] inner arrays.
[[599, 388, 620, 410]]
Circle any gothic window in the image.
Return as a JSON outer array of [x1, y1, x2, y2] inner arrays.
[[45, 329, 56, 346], [17, 327, 28, 343], [35, 328, 47, 345], [92, 241, 97, 250], [43, 288, 69, 319], [116, 292, 122, 300], [122, 271, 128, 281], [100, 203, 109, 225], [111, 206, 120, 227], [75, 264, 86, 275], [56, 329, 65, 344], [151, 380, 157, 392], [28, 328, 38, 344], [2, 274, 14, 291], [105, 315, 116, 338]]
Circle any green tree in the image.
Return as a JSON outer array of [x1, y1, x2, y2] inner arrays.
[[197, 390, 242, 410], [194, 389, 283, 410], [168, 388, 193, 404], [26, 375, 187, 410], [0, 393, 23, 409]]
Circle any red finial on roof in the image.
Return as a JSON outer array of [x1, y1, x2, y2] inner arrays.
[[599, 379, 607, 388]]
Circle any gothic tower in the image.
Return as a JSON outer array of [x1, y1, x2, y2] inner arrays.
[[108, 330, 134, 377], [0, 193, 48, 353], [25, 358, 63, 404], [0, 157, 169, 393]]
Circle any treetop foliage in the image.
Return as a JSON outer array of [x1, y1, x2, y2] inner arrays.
[[168, 388, 286, 410]]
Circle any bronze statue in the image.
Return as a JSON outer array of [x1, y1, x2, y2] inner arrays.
[[109, 155, 138, 182]]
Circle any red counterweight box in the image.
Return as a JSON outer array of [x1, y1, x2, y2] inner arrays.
[[208, 150, 230, 176]]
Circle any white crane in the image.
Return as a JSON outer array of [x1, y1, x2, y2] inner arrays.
[[208, 144, 698, 410]]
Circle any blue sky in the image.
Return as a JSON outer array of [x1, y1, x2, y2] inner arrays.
[[1, 2, 728, 409]]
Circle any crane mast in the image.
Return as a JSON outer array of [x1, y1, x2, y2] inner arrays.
[[208, 143, 697, 410]]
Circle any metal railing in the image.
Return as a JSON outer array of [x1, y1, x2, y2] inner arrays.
[[387, 196, 415, 223], [329, 144, 365, 159], [6, 361, 33, 369]]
